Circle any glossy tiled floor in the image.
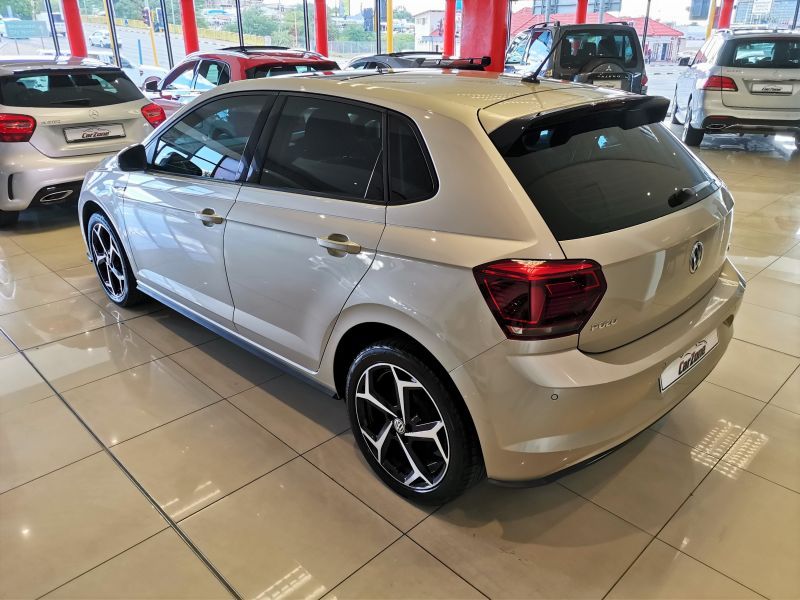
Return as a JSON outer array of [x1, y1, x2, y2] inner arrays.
[[1, 133, 799, 600]]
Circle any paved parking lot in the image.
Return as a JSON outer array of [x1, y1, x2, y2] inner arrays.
[[1, 130, 798, 598]]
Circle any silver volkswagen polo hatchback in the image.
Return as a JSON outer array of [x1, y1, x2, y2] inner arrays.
[[78, 71, 745, 504]]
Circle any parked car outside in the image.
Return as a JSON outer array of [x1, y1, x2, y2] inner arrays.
[[672, 28, 800, 147], [78, 70, 744, 504], [143, 46, 339, 117], [506, 21, 648, 94], [86, 50, 168, 89], [88, 30, 119, 48], [0, 57, 164, 226]]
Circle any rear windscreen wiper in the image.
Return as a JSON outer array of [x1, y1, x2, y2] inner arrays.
[[667, 180, 712, 208], [50, 98, 92, 105]]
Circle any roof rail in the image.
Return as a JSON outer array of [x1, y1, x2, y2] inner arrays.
[[219, 45, 292, 53], [722, 26, 797, 35], [383, 50, 441, 57], [606, 20, 634, 26]]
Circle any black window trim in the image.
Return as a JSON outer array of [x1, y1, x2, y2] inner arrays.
[[144, 90, 275, 185], [193, 58, 232, 90], [243, 91, 438, 206]]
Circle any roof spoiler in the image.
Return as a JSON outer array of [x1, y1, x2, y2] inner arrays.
[[416, 56, 491, 70], [489, 95, 669, 156]]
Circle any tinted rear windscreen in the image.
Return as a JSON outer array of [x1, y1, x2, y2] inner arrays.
[[0, 69, 142, 108], [560, 30, 640, 69], [722, 38, 800, 69], [497, 122, 718, 240], [246, 63, 338, 78]]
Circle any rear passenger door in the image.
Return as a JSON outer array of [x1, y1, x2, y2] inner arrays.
[[224, 94, 386, 371]]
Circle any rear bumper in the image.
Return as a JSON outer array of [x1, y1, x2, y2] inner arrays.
[[0, 143, 116, 212], [451, 258, 745, 482], [695, 97, 800, 134]]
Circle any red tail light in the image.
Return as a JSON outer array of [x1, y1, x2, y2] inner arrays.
[[141, 103, 166, 128], [0, 113, 36, 142], [641, 73, 648, 86], [700, 76, 738, 91], [474, 259, 606, 340]]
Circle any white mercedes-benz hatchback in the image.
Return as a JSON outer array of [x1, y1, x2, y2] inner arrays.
[[78, 70, 745, 504]]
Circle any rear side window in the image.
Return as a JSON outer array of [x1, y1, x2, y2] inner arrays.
[[260, 95, 383, 201], [0, 69, 142, 108], [560, 30, 640, 69], [247, 63, 337, 78], [388, 114, 436, 203], [152, 95, 268, 181], [723, 38, 800, 69], [194, 60, 230, 91], [496, 122, 718, 240]]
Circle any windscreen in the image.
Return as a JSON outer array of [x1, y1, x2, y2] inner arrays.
[[560, 29, 640, 69], [497, 122, 719, 240], [247, 63, 338, 78], [0, 69, 142, 108], [722, 38, 800, 69]]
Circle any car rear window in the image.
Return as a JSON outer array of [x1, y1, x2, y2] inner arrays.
[[560, 29, 640, 69], [246, 62, 338, 79], [0, 69, 142, 108], [493, 119, 719, 241], [723, 38, 800, 69]]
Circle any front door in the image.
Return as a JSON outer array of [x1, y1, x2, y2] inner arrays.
[[224, 94, 386, 371], [123, 93, 273, 328]]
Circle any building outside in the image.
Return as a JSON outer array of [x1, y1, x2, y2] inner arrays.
[[734, 0, 798, 26], [414, 9, 445, 51], [528, 0, 623, 15]]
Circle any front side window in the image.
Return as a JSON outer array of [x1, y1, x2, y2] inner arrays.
[[163, 61, 196, 92], [260, 95, 383, 201], [151, 95, 268, 181], [725, 38, 800, 68], [507, 30, 532, 65], [194, 60, 231, 91], [388, 114, 435, 203]]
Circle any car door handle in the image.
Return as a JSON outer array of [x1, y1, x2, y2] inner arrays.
[[195, 208, 225, 226], [317, 234, 361, 256]]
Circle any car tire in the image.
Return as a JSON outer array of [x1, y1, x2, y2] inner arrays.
[[0, 210, 20, 228], [682, 103, 704, 147], [670, 90, 681, 124], [346, 339, 484, 505], [86, 211, 144, 307]]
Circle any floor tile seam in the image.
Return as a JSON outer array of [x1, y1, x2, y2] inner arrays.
[[741, 297, 800, 319], [600, 443, 731, 599], [0, 316, 121, 352], [33, 527, 170, 600], [8, 336, 243, 600], [715, 453, 800, 496], [654, 538, 771, 600], [401, 534, 491, 599], [728, 335, 800, 362], [0, 449, 105, 498], [0, 291, 83, 319]]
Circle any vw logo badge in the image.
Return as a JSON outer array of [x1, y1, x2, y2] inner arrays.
[[89, 109, 100, 120], [392, 418, 406, 434], [689, 241, 704, 274]]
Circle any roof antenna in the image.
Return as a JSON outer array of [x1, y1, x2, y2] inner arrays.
[[522, 31, 565, 83]]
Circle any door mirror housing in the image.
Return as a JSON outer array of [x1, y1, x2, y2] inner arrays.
[[143, 77, 160, 92], [118, 144, 147, 172]]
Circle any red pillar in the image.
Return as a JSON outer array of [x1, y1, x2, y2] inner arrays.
[[459, 0, 508, 73], [61, 0, 87, 58], [442, 0, 456, 57], [314, 0, 328, 56], [575, 0, 589, 24], [717, 0, 735, 28], [180, 0, 199, 55]]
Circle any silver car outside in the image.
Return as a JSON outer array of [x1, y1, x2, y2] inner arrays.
[[673, 28, 800, 146], [0, 57, 155, 225], [78, 71, 745, 503]]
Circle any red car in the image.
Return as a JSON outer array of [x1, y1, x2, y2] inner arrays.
[[143, 46, 339, 116]]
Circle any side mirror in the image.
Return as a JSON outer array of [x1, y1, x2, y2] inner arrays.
[[143, 77, 160, 92], [118, 144, 147, 172]]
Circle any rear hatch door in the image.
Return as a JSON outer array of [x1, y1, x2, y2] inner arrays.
[[482, 94, 733, 353], [0, 68, 148, 158], [718, 36, 800, 110]]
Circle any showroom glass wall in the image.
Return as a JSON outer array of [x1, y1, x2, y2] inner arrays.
[[4, 0, 464, 71], [0, 0, 61, 57]]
